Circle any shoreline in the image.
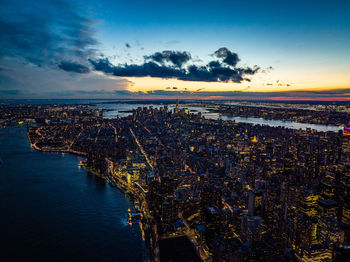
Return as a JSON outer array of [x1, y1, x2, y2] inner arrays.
[[28, 133, 150, 261]]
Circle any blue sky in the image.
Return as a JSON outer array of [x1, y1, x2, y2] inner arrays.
[[0, 0, 350, 99]]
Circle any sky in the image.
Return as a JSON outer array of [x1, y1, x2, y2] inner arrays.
[[0, 0, 350, 100]]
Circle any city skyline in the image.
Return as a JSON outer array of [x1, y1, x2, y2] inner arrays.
[[2, 100, 350, 261], [2, 2, 350, 260]]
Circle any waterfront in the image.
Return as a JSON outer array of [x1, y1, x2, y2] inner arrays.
[[2, 102, 350, 261], [219, 115, 343, 133], [0, 99, 345, 133], [97, 103, 343, 133], [0, 128, 142, 261]]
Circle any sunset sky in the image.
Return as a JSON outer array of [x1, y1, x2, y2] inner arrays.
[[0, 0, 349, 100]]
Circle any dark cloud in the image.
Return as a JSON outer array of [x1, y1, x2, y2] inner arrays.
[[0, 0, 98, 71], [145, 50, 191, 67], [208, 61, 221, 68], [89, 59, 187, 78], [214, 47, 240, 66], [184, 64, 259, 82], [58, 61, 90, 73], [89, 47, 260, 83]]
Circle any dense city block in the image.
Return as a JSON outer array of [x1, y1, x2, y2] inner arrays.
[[207, 102, 350, 126], [19, 103, 350, 261]]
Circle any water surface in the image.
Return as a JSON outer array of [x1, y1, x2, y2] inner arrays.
[[0, 128, 142, 261]]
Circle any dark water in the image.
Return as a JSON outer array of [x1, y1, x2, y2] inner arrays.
[[0, 128, 142, 261]]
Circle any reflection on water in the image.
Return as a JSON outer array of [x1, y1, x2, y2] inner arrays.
[[219, 116, 343, 133], [97, 103, 343, 133], [0, 128, 142, 262]]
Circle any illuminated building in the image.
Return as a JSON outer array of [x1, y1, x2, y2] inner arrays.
[[343, 121, 350, 136], [248, 189, 263, 216], [20, 104, 350, 261], [175, 98, 179, 114], [298, 190, 319, 217], [161, 196, 177, 228], [295, 244, 332, 262], [319, 180, 335, 200], [251, 135, 258, 143], [341, 134, 350, 168], [317, 199, 338, 221], [340, 182, 350, 226], [318, 217, 344, 246], [341, 204, 350, 226], [295, 215, 318, 247]]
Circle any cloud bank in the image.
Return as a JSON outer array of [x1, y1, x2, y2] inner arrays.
[[0, 0, 97, 70], [0, 0, 266, 98], [89, 47, 260, 83], [0, 0, 261, 86]]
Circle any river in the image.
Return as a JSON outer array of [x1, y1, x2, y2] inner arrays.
[[97, 103, 343, 133], [0, 128, 142, 261]]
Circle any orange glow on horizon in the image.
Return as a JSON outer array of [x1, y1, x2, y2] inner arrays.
[[269, 97, 350, 101], [124, 75, 350, 94]]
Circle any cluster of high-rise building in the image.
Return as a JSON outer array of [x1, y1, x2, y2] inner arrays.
[[0, 103, 102, 127], [26, 104, 350, 261]]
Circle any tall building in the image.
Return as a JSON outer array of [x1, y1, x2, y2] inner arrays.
[[317, 199, 338, 221], [319, 179, 335, 200], [295, 214, 319, 247], [318, 217, 344, 246], [163, 104, 169, 112], [298, 190, 319, 217], [248, 189, 263, 216], [241, 215, 262, 243], [295, 244, 332, 262], [341, 134, 350, 167], [341, 202, 350, 226], [203, 206, 222, 253], [175, 98, 179, 114]]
